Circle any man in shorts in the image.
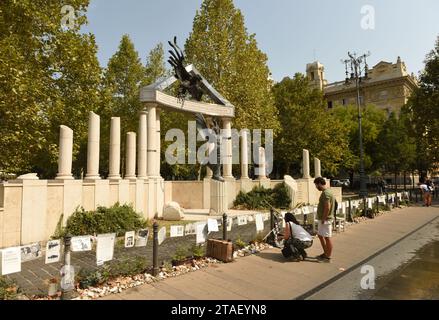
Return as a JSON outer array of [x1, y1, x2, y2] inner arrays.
[[314, 177, 335, 262]]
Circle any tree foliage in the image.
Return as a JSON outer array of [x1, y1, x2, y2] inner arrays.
[[403, 35, 439, 176], [0, 0, 102, 177], [272, 74, 351, 177], [184, 0, 279, 132]]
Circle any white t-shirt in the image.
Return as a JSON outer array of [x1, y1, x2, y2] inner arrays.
[[420, 184, 430, 192], [289, 222, 313, 242]]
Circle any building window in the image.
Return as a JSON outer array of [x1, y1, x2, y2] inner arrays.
[[328, 101, 333, 109], [310, 72, 315, 81], [359, 96, 364, 105], [342, 98, 347, 106]]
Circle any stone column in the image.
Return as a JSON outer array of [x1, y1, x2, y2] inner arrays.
[[147, 104, 157, 177], [137, 110, 147, 179], [257, 147, 267, 180], [56, 125, 74, 180], [156, 109, 161, 177], [125, 132, 136, 179], [240, 130, 249, 179], [222, 118, 233, 178], [108, 117, 121, 180], [302, 149, 311, 179], [85, 111, 101, 180], [314, 157, 321, 178]]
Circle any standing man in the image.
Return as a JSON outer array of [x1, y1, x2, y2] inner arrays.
[[314, 177, 335, 262]]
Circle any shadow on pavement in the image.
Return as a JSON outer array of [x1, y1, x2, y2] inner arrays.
[[256, 251, 321, 263]]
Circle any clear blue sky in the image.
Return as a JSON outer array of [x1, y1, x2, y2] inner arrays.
[[83, 0, 439, 83]]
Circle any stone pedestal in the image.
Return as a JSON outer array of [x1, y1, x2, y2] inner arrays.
[[210, 180, 227, 216], [85, 112, 101, 180], [239, 178, 253, 193], [56, 125, 74, 180], [108, 117, 121, 180]]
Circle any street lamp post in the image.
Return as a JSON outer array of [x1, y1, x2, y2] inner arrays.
[[343, 51, 370, 198]]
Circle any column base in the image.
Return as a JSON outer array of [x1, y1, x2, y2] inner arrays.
[[55, 175, 74, 180], [85, 175, 101, 180], [107, 175, 121, 180]]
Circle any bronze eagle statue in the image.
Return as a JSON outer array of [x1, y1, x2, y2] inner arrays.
[[167, 36, 204, 102], [168, 37, 224, 182]]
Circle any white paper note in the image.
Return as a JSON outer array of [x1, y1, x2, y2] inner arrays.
[[185, 223, 196, 235], [237, 215, 247, 226], [135, 229, 149, 247], [45, 240, 61, 264], [227, 217, 232, 231], [170, 225, 184, 237], [158, 227, 166, 245], [21, 243, 42, 262], [367, 198, 373, 209], [207, 219, 219, 233], [124, 231, 135, 248], [96, 233, 115, 266], [71, 236, 92, 252], [1, 247, 21, 275], [255, 214, 264, 232], [196, 222, 207, 244]]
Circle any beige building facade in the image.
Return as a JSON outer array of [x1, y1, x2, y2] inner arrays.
[[306, 57, 418, 113]]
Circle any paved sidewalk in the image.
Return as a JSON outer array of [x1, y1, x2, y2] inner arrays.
[[102, 204, 439, 300]]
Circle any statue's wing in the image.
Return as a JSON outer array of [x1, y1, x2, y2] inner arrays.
[[168, 37, 192, 82]]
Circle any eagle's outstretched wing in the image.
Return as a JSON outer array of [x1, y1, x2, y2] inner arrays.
[[167, 36, 192, 82]]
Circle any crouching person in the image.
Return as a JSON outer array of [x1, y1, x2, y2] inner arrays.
[[281, 212, 313, 261]]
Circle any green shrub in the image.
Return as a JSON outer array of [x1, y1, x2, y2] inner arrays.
[[109, 256, 148, 277], [172, 245, 189, 262], [0, 277, 17, 300], [190, 244, 205, 259], [55, 203, 149, 238], [233, 183, 291, 210], [76, 266, 111, 289], [76, 256, 148, 289], [271, 183, 292, 209], [234, 236, 247, 249]]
